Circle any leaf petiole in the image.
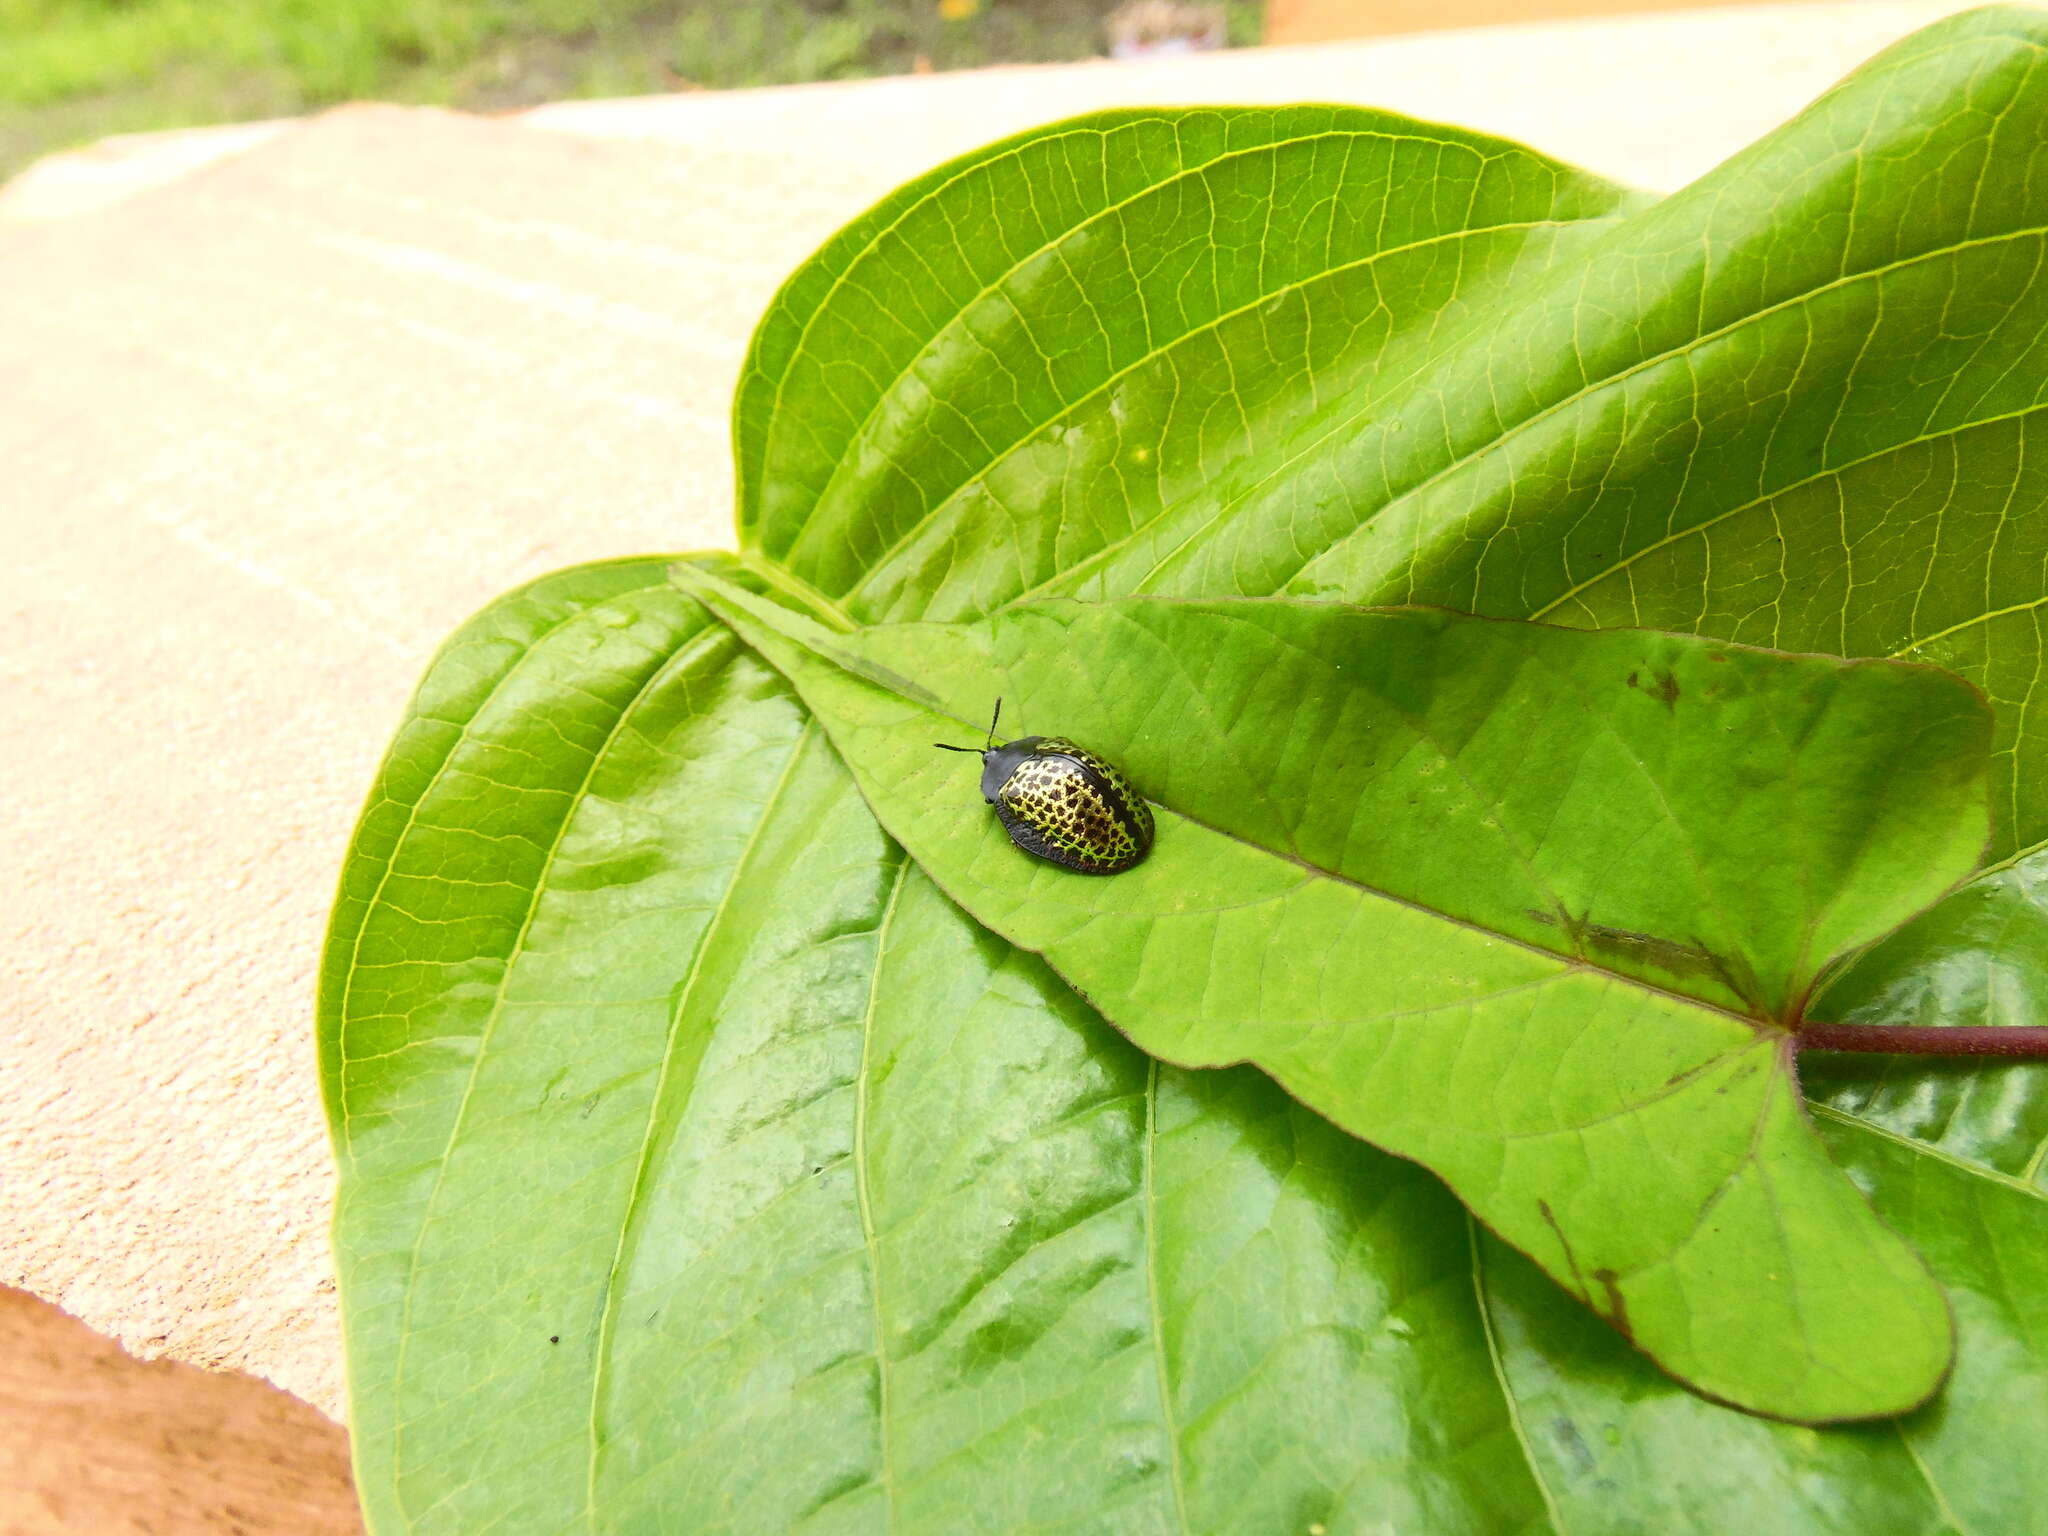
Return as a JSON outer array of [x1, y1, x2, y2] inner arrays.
[[1797, 1024, 2048, 1057]]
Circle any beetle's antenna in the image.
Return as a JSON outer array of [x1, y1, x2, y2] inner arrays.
[[935, 698, 1003, 757]]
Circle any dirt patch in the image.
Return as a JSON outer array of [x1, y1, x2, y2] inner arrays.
[[0, 1286, 360, 1534]]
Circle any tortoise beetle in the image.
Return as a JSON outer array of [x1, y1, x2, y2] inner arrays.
[[935, 701, 1154, 875]]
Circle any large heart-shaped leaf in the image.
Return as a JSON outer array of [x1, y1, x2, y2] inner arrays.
[[325, 10, 2048, 1531]]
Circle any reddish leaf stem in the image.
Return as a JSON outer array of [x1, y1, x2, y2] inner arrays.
[[1796, 1024, 2048, 1058]]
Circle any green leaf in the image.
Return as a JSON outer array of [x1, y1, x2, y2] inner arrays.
[[328, 561, 2042, 1533], [1805, 848, 2048, 1185], [326, 9, 2048, 1528], [736, 106, 1641, 610], [679, 566, 1983, 1421], [1482, 1106, 2048, 1534]]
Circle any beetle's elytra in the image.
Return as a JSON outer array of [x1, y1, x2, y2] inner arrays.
[[935, 702, 1154, 875]]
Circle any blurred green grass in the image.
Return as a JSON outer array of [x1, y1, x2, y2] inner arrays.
[[0, 1, 1262, 180]]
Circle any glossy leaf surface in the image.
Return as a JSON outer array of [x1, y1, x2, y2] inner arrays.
[[1807, 849, 2048, 1184]]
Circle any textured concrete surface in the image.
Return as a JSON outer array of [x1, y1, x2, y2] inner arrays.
[[0, 0, 1992, 1427]]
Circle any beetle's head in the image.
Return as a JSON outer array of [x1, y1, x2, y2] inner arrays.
[[933, 699, 1005, 761], [936, 700, 1034, 803]]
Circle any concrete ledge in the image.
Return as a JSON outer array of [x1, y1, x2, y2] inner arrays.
[[0, 120, 290, 223]]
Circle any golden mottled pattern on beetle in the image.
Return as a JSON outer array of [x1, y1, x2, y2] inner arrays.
[[998, 740, 1153, 872]]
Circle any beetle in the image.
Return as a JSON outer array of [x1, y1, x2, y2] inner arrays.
[[934, 701, 1154, 875]]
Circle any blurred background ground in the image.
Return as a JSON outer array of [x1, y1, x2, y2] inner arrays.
[[0, 0, 1262, 180], [0, 0, 1789, 183]]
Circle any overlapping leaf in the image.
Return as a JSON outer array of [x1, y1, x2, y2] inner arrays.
[[325, 10, 2048, 1531], [681, 570, 1984, 1420]]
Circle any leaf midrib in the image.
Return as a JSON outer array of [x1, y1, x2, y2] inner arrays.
[[850, 855, 909, 1530], [1815, 1101, 2048, 1205], [695, 569, 1791, 1040], [1467, 1218, 1567, 1536], [1894, 1422, 1974, 1536], [1140, 1058, 1193, 1535], [583, 718, 820, 1525], [385, 609, 729, 1526]]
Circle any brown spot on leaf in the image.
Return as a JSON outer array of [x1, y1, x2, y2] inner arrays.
[[1593, 1268, 1633, 1340], [1651, 670, 1681, 708], [1530, 908, 1716, 975], [1579, 920, 1719, 983], [1538, 1199, 1589, 1296], [1526, 908, 1766, 1012]]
